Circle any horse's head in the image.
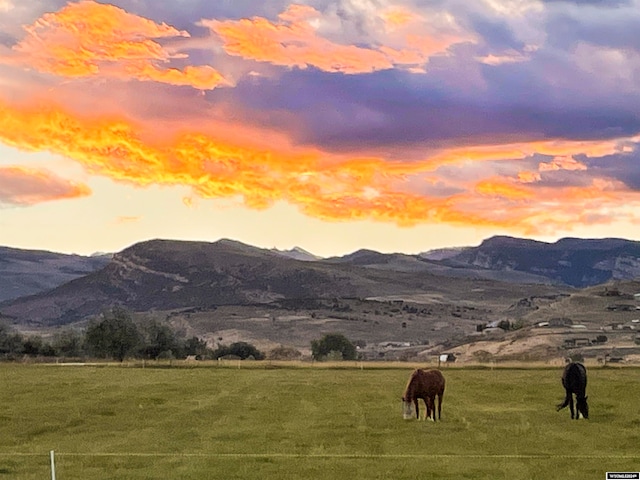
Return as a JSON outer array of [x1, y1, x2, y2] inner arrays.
[[401, 398, 413, 419], [577, 395, 589, 419]]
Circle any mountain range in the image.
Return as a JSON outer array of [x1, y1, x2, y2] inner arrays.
[[0, 236, 640, 323], [2, 235, 640, 362], [0, 246, 111, 303]]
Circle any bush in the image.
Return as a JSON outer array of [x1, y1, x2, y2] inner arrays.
[[311, 333, 357, 361], [212, 342, 264, 360], [137, 319, 181, 360], [184, 336, 211, 358], [0, 323, 24, 358], [268, 346, 302, 360], [52, 329, 84, 357], [85, 307, 141, 362]]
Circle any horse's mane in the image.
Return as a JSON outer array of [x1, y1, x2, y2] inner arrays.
[[403, 369, 422, 397]]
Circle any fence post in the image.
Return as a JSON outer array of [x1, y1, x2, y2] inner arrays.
[[50, 450, 56, 480]]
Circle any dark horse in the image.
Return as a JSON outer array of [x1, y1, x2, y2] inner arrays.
[[556, 362, 589, 419], [402, 369, 445, 421]]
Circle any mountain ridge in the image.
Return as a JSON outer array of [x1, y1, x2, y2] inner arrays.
[[3, 235, 640, 329], [4, 235, 640, 362], [0, 246, 111, 303]]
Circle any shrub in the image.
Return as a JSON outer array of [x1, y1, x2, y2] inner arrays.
[[311, 333, 357, 361], [268, 346, 302, 360], [85, 307, 141, 362], [212, 342, 265, 360]]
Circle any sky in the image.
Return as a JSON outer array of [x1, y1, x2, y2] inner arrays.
[[1, 0, 640, 258]]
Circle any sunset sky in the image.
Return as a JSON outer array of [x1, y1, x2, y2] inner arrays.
[[2, 0, 640, 257]]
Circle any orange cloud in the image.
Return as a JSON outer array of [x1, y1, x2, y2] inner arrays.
[[0, 0, 13, 12], [0, 165, 91, 205], [202, 5, 392, 74], [424, 138, 627, 170], [8, 0, 226, 89], [115, 216, 141, 224], [380, 6, 417, 28], [1, 98, 640, 235], [538, 155, 587, 172], [475, 178, 534, 200], [517, 171, 541, 183], [201, 3, 469, 74]]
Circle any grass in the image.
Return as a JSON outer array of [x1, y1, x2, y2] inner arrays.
[[1, 363, 639, 479]]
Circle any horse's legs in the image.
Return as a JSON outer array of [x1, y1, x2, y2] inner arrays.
[[413, 398, 420, 420], [422, 398, 430, 421], [437, 392, 443, 420], [569, 393, 575, 419], [426, 396, 434, 421], [431, 396, 437, 421]]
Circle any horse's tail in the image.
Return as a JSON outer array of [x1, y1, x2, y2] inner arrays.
[[556, 394, 570, 411]]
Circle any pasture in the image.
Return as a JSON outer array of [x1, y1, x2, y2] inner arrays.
[[1, 363, 639, 479]]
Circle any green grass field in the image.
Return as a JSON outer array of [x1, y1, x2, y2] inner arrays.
[[1, 363, 639, 479]]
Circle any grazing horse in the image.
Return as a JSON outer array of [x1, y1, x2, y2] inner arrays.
[[402, 369, 445, 421], [556, 362, 589, 419]]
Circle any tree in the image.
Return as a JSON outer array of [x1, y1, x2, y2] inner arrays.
[[52, 329, 84, 358], [184, 336, 210, 358], [0, 323, 23, 358], [212, 341, 264, 360], [137, 319, 181, 360], [22, 335, 55, 357], [85, 308, 140, 361], [267, 345, 302, 360], [311, 333, 357, 361]]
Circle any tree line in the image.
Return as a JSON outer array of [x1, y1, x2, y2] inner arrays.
[[0, 308, 211, 361], [1, 307, 359, 362]]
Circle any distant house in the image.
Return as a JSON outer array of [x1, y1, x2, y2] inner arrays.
[[378, 341, 410, 348], [439, 353, 456, 363], [482, 327, 504, 335], [606, 304, 637, 311], [563, 337, 592, 348], [549, 317, 573, 327]]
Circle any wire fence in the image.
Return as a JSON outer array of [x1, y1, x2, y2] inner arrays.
[[4, 450, 639, 480], [2, 451, 640, 459]]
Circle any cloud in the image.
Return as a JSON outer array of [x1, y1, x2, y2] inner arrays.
[[0, 165, 91, 206], [538, 155, 587, 172], [0, 0, 13, 12], [540, 0, 630, 6], [5, 0, 227, 89], [115, 216, 141, 224], [475, 49, 531, 65], [3, 96, 640, 235], [200, 3, 472, 74], [4, 1, 640, 239]]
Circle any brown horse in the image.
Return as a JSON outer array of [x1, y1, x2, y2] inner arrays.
[[402, 369, 445, 421]]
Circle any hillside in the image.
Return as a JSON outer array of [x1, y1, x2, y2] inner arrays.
[[0, 246, 110, 302], [0, 238, 467, 326], [438, 236, 640, 287], [3, 236, 640, 363]]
